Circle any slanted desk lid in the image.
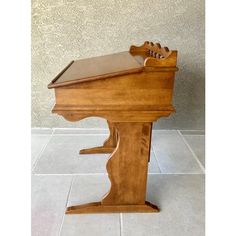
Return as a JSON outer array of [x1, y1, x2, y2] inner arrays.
[[48, 51, 143, 88]]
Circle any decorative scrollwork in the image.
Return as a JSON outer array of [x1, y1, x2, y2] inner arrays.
[[130, 41, 172, 59], [130, 41, 178, 67]]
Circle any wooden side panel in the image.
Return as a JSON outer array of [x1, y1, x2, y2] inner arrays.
[[56, 88, 172, 106], [65, 72, 175, 89], [55, 72, 175, 107], [102, 122, 152, 205]]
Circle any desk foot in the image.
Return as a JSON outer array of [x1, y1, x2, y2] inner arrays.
[[79, 146, 114, 154], [66, 201, 159, 214]]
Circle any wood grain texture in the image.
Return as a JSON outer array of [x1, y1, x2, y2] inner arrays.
[[48, 41, 178, 214], [48, 52, 143, 88], [53, 71, 176, 111], [80, 121, 117, 154], [66, 201, 159, 214], [102, 122, 152, 205], [56, 88, 173, 106], [53, 110, 174, 123], [48, 42, 178, 89], [130, 41, 178, 68], [130, 41, 171, 58]]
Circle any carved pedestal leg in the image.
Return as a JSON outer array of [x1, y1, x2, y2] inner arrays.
[[66, 122, 159, 214], [79, 121, 117, 154]]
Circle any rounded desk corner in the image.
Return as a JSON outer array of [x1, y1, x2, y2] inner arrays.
[[47, 82, 54, 89]]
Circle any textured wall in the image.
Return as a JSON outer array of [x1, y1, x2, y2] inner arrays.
[[32, 0, 205, 129]]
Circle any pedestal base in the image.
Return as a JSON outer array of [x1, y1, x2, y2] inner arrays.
[[66, 201, 160, 214]]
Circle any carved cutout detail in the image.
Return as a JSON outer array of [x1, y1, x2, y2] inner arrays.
[[79, 121, 117, 154], [130, 41, 171, 58], [130, 41, 178, 67]]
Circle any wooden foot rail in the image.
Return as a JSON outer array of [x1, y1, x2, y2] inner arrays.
[[79, 121, 117, 154], [66, 201, 159, 214]]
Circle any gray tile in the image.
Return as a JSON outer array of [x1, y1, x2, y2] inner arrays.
[[53, 128, 109, 135], [60, 175, 120, 236], [33, 135, 110, 174], [179, 130, 205, 135], [183, 135, 205, 166], [31, 135, 51, 167], [149, 151, 161, 173], [68, 175, 110, 206], [31, 128, 53, 135], [152, 130, 203, 173], [34, 135, 159, 174], [61, 215, 120, 236], [123, 174, 205, 236], [31, 175, 72, 236]]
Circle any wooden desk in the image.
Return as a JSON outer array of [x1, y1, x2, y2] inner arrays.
[[48, 41, 178, 214]]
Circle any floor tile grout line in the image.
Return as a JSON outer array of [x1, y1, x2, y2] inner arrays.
[[151, 146, 162, 173], [178, 133, 205, 135], [31, 128, 53, 133], [32, 128, 204, 132], [178, 129, 205, 131], [58, 176, 75, 236], [177, 130, 205, 174], [151, 149, 162, 173], [33, 173, 204, 176], [177, 129, 205, 132], [119, 213, 121, 236], [34, 173, 109, 176], [31, 130, 54, 170], [52, 128, 204, 131], [66, 176, 75, 208], [52, 128, 109, 130], [178, 130, 205, 173], [52, 127, 109, 134], [33, 128, 188, 131], [32, 131, 204, 136], [52, 134, 109, 136], [176, 129, 205, 136], [31, 130, 55, 173], [32, 128, 204, 135], [177, 129, 205, 136], [119, 213, 124, 236], [148, 172, 204, 175]]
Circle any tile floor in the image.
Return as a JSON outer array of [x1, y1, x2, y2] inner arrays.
[[32, 128, 205, 236]]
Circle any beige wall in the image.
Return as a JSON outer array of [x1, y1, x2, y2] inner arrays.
[[32, 0, 205, 130]]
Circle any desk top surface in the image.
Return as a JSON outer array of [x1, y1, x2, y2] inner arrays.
[[48, 41, 178, 89], [49, 51, 143, 88]]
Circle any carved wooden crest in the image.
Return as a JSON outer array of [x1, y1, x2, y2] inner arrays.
[[130, 41, 177, 67]]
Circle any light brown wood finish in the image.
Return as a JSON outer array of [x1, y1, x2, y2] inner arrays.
[[102, 122, 152, 205], [48, 41, 178, 214], [130, 41, 178, 68], [48, 52, 143, 89], [66, 201, 159, 214], [80, 121, 117, 154]]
